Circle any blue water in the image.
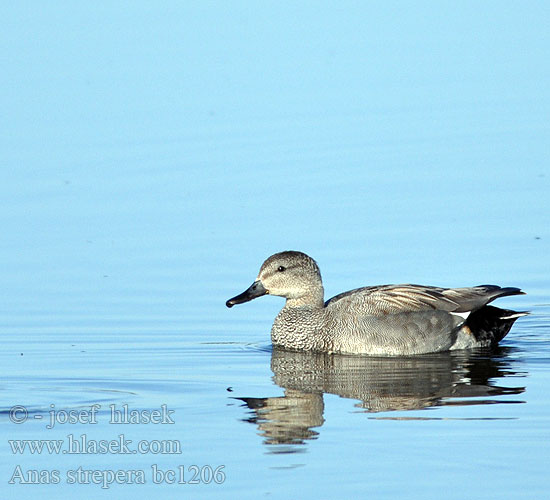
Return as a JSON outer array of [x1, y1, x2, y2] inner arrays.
[[1, 2, 549, 498]]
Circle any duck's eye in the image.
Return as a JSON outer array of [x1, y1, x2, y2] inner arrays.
[[277, 266, 286, 272]]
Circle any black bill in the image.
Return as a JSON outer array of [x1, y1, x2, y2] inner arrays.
[[226, 280, 267, 308]]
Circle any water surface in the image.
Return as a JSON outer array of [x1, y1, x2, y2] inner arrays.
[[1, 2, 549, 498]]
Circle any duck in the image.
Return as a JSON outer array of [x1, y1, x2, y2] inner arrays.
[[226, 251, 526, 355]]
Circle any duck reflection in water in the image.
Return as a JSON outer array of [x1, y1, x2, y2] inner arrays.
[[235, 347, 525, 446]]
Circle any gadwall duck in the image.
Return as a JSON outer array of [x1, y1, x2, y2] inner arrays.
[[226, 251, 526, 355]]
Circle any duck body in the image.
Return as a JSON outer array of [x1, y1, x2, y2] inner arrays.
[[226, 251, 526, 356]]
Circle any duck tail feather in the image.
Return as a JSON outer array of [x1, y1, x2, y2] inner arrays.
[[465, 305, 527, 345]]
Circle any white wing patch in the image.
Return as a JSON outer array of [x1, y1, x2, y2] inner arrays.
[[450, 311, 471, 321]]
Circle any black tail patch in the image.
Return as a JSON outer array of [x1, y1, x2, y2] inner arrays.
[[465, 305, 527, 346]]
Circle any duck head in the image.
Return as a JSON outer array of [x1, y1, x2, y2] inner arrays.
[[226, 251, 325, 308]]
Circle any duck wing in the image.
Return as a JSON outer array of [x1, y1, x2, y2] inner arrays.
[[325, 284, 524, 315]]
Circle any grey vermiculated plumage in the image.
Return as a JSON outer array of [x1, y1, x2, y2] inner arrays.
[[226, 251, 526, 355]]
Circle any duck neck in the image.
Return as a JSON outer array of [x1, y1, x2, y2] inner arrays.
[[285, 287, 325, 309]]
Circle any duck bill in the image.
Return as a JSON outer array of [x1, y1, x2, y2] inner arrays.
[[226, 281, 267, 308]]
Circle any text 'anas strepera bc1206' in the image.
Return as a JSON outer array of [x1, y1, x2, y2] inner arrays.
[[226, 251, 526, 355]]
